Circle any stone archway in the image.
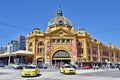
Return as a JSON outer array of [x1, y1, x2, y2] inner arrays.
[[52, 50, 71, 64]]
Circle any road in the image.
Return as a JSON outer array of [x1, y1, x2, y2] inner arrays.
[[0, 67, 120, 80]]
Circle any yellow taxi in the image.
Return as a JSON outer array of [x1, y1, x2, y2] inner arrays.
[[21, 65, 40, 77], [60, 64, 76, 74]]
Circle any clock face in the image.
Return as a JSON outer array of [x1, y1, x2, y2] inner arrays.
[[59, 32, 63, 37]]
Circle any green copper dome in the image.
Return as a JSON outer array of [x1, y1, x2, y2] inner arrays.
[[78, 28, 86, 33], [48, 10, 72, 28], [33, 27, 40, 30]]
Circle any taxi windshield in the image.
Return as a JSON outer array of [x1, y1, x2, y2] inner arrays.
[[25, 66, 36, 69], [64, 66, 72, 68]]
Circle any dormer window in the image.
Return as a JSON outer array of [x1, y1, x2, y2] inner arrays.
[[59, 20, 63, 26]]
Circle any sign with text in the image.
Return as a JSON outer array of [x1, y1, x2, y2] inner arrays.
[[72, 41, 77, 58]]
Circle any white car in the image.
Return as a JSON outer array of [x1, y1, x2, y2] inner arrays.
[[12, 63, 19, 69], [12, 63, 26, 69]]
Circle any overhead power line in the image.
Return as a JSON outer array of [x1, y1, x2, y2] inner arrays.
[[0, 22, 120, 35], [0, 22, 31, 31], [91, 26, 120, 34], [0, 22, 32, 40]]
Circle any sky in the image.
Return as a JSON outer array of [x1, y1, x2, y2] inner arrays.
[[0, 0, 120, 48]]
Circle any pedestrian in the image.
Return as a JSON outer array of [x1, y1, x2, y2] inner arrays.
[[102, 65, 105, 69], [106, 65, 109, 71], [96, 65, 99, 70], [93, 65, 95, 70], [118, 65, 120, 70]]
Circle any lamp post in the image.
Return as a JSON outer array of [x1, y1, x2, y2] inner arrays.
[[8, 45, 12, 66]]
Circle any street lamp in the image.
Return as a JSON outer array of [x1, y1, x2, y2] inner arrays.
[[8, 45, 12, 66]]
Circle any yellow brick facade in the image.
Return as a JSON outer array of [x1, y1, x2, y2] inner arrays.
[[26, 10, 120, 66]]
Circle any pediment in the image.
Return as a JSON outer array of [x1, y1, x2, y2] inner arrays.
[[48, 27, 76, 35]]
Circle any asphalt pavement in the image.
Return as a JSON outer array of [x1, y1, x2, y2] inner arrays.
[[0, 67, 120, 80]]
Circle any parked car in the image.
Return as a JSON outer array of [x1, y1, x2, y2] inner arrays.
[[60, 64, 76, 74], [118, 65, 120, 70], [0, 63, 5, 67], [37, 64, 47, 69], [83, 65, 91, 69], [12, 63, 26, 69], [17, 64, 26, 69], [21, 65, 40, 77]]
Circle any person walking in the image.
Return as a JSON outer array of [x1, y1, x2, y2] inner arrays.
[[96, 65, 99, 70], [93, 64, 96, 70]]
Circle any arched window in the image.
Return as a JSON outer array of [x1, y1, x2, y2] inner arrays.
[[29, 42, 32, 47], [38, 41, 44, 46], [28, 42, 32, 51], [53, 50, 70, 58], [77, 41, 82, 46]]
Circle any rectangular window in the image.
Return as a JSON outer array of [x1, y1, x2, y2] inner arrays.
[[51, 39, 55, 43], [57, 39, 60, 44], [62, 39, 65, 43], [88, 56, 91, 61], [38, 48, 44, 54], [66, 39, 70, 43]]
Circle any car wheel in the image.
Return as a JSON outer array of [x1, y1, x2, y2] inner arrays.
[[37, 72, 40, 76], [64, 71, 66, 74], [36, 74, 38, 77], [21, 75, 24, 77], [60, 70, 62, 73]]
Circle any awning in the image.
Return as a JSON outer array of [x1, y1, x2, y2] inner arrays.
[[11, 50, 33, 56], [0, 50, 33, 57], [0, 52, 10, 57]]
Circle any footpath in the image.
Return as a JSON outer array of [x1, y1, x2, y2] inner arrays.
[[76, 68, 118, 74]]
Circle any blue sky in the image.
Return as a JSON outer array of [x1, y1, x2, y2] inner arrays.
[[0, 0, 120, 48]]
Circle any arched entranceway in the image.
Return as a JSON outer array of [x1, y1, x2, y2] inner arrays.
[[52, 50, 71, 65]]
